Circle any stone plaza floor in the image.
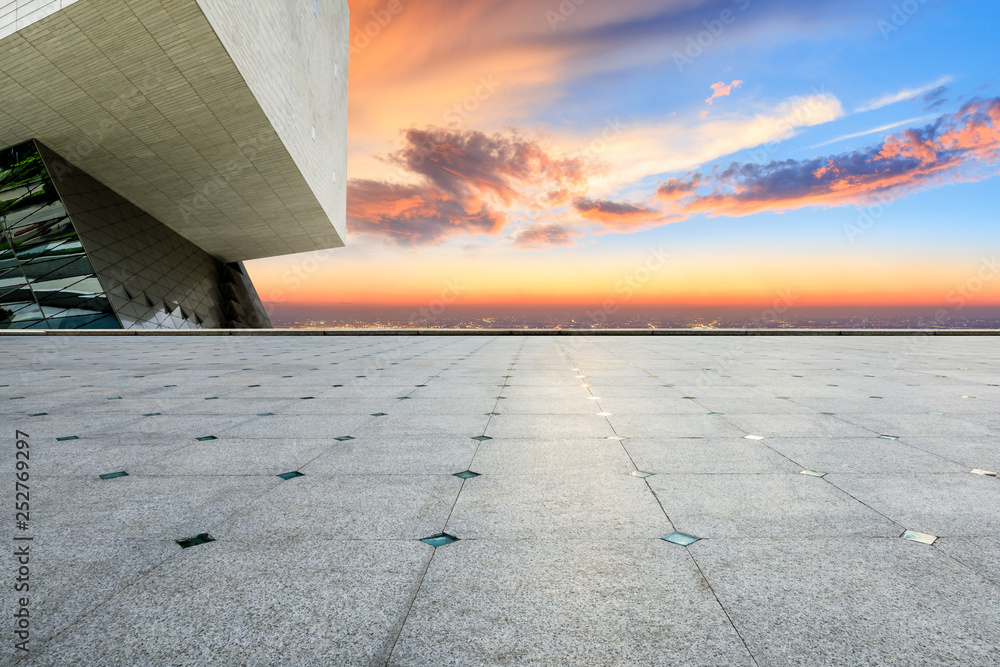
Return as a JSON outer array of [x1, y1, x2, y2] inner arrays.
[[0, 334, 998, 665]]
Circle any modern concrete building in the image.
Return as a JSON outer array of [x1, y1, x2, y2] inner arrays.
[[0, 0, 348, 329]]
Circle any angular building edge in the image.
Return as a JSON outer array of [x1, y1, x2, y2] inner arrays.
[[0, 140, 272, 330]]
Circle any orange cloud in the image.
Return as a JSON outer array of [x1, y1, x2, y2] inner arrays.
[[706, 80, 744, 105], [348, 180, 505, 246], [512, 224, 582, 248], [572, 198, 664, 230], [658, 98, 1000, 219], [349, 127, 590, 245]]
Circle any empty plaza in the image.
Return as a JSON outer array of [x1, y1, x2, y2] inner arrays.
[[1, 334, 999, 665]]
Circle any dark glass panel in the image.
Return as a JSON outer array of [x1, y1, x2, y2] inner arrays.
[[0, 141, 119, 330]]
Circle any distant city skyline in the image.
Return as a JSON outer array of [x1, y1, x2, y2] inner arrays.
[[247, 0, 1000, 320], [268, 304, 1000, 331]]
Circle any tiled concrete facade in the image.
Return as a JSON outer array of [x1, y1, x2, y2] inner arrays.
[[37, 142, 271, 329], [197, 0, 348, 248], [0, 1, 81, 40], [0, 0, 348, 262]]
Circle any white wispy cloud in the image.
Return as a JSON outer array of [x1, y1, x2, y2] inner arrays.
[[556, 93, 845, 195], [855, 76, 953, 113], [807, 114, 939, 149]]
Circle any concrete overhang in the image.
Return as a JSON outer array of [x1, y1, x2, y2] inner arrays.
[[0, 0, 347, 262]]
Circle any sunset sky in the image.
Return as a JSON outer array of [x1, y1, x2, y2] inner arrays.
[[247, 0, 1000, 319]]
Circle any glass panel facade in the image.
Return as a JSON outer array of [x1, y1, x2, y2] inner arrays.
[[0, 141, 119, 329]]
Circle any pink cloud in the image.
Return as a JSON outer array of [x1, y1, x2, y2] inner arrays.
[[706, 80, 744, 105]]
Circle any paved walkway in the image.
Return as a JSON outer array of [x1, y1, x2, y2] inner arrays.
[[1, 335, 998, 665]]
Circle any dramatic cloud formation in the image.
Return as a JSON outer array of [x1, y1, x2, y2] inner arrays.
[[348, 128, 588, 246], [658, 98, 1000, 219], [706, 80, 744, 105], [512, 223, 581, 248], [347, 179, 506, 246]]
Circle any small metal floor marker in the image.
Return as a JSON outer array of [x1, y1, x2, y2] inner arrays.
[[877, 435, 899, 440], [744, 435, 764, 441], [800, 469, 827, 478], [277, 471, 304, 480], [682, 396, 696, 400], [100, 471, 129, 480], [398, 396, 411, 400], [596, 412, 612, 416], [453, 471, 480, 479], [663, 532, 700, 546], [606, 435, 627, 440], [196, 436, 217, 441], [902, 530, 937, 545], [371, 412, 388, 417], [56, 436, 79, 442], [335, 436, 355, 441], [421, 533, 459, 548], [485, 412, 501, 416], [177, 533, 215, 549], [630, 470, 654, 478], [971, 469, 997, 477], [472, 435, 492, 441]]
